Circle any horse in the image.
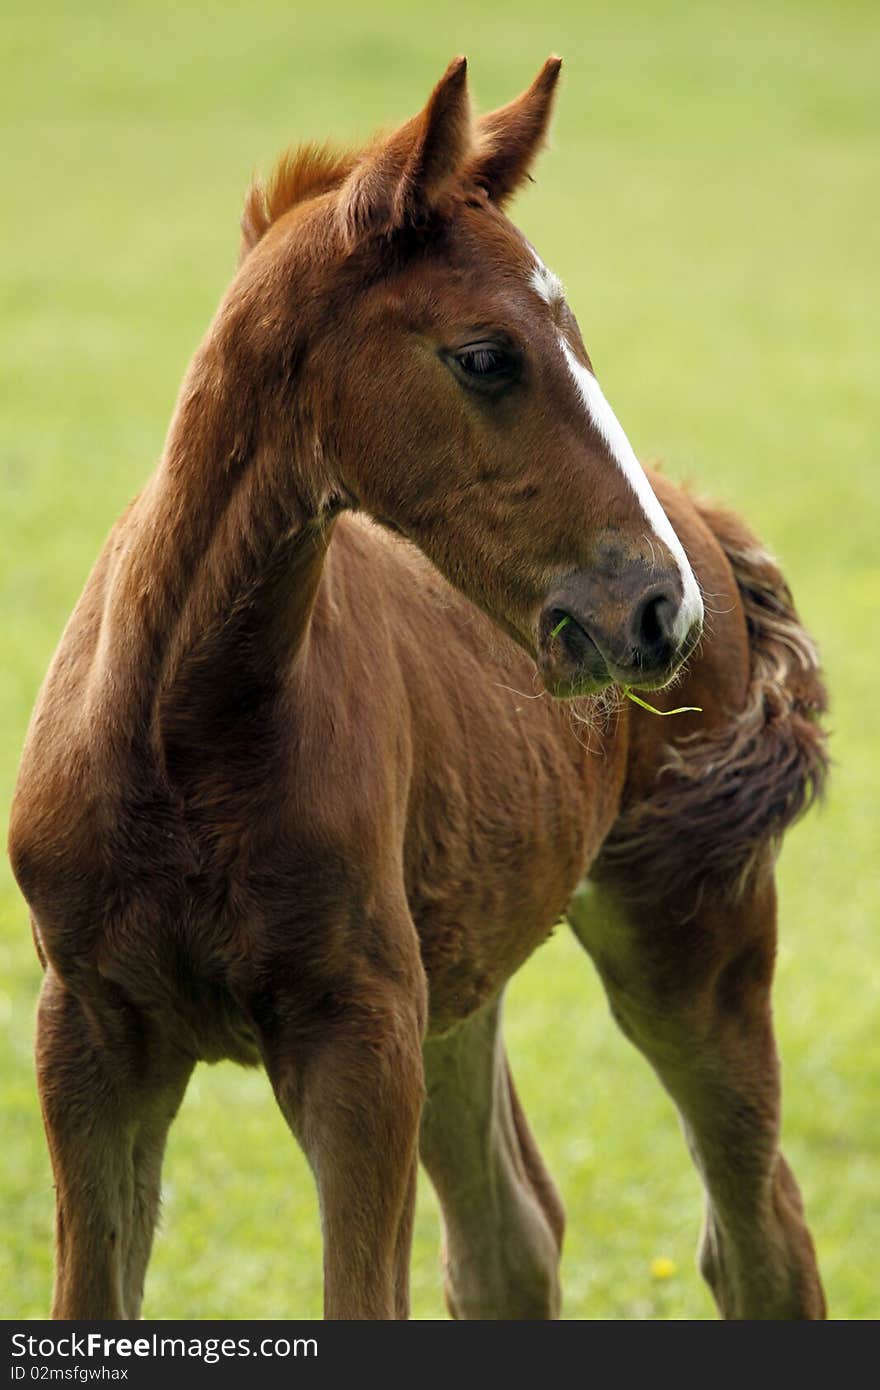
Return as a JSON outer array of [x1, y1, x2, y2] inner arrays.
[[8, 56, 829, 1320]]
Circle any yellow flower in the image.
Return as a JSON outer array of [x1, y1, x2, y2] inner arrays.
[[650, 1256, 677, 1281]]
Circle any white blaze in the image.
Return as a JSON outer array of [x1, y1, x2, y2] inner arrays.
[[558, 338, 703, 641], [524, 248, 702, 642], [529, 261, 565, 305]]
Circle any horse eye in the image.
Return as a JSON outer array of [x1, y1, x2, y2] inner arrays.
[[457, 345, 506, 376], [449, 341, 518, 390]]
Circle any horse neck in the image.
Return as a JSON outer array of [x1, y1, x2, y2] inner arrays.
[[90, 328, 336, 769]]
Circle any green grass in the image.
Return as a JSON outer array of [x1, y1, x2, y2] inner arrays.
[[2, 0, 878, 1320]]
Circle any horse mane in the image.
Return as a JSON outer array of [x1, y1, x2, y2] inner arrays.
[[239, 143, 359, 262]]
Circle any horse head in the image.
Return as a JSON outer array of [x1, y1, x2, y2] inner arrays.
[[236, 57, 704, 696]]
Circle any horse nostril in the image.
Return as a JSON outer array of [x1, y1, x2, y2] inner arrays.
[[542, 605, 602, 669], [547, 607, 588, 655], [632, 588, 677, 658], [639, 595, 664, 647]]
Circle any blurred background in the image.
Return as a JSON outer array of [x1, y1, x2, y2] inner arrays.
[[1, 0, 876, 1318]]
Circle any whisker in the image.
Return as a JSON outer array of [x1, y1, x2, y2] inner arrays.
[[492, 682, 546, 700]]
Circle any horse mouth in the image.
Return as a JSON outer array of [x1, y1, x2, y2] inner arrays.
[[537, 606, 699, 700]]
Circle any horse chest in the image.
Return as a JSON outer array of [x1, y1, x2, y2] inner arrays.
[[405, 759, 622, 1033]]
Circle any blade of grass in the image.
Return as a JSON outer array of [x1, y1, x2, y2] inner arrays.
[[623, 687, 702, 717]]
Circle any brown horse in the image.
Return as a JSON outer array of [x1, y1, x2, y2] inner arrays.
[[8, 57, 828, 1320]]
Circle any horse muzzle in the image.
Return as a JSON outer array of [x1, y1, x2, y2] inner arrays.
[[537, 568, 703, 698]]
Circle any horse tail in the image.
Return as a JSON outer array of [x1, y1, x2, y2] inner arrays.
[[594, 499, 829, 908]]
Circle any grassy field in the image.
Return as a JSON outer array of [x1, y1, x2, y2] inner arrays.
[[1, 0, 877, 1319]]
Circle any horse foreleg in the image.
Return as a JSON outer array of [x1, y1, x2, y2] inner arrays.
[[261, 923, 427, 1320], [421, 995, 564, 1319], [36, 969, 192, 1319], [568, 867, 825, 1319]]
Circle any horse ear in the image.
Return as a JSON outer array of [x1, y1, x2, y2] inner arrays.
[[339, 56, 472, 244], [468, 57, 562, 206]]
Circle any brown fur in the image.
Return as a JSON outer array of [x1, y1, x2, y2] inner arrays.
[[8, 58, 828, 1320]]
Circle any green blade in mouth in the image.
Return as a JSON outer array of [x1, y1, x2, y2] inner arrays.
[[550, 616, 701, 715], [623, 687, 702, 717]]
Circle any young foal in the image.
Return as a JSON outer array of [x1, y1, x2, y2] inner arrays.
[[9, 58, 828, 1320]]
